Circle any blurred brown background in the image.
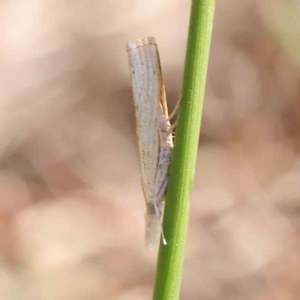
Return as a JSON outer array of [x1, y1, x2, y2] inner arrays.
[[0, 0, 300, 299]]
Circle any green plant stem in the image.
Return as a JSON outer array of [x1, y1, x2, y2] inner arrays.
[[152, 1, 215, 300]]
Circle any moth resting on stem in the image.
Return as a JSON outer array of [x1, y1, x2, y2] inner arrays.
[[127, 37, 177, 248]]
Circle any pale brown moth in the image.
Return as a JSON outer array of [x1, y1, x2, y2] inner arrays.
[[127, 37, 173, 248]]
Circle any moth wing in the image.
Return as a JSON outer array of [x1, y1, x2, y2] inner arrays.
[[127, 37, 163, 203], [127, 37, 173, 247]]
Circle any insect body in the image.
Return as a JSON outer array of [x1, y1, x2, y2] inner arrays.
[[127, 37, 173, 247]]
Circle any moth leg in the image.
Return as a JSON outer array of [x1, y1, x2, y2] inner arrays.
[[169, 119, 178, 133], [145, 203, 164, 248], [152, 170, 169, 246], [152, 195, 167, 245], [152, 175, 167, 245], [166, 96, 181, 122]]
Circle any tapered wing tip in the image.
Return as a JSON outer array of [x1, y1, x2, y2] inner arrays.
[[126, 36, 157, 51]]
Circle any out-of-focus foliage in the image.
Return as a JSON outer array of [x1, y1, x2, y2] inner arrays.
[[0, 0, 300, 299]]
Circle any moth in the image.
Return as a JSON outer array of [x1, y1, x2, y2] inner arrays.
[[127, 37, 174, 248]]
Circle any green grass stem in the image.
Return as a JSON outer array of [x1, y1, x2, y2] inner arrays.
[[152, 1, 215, 299]]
